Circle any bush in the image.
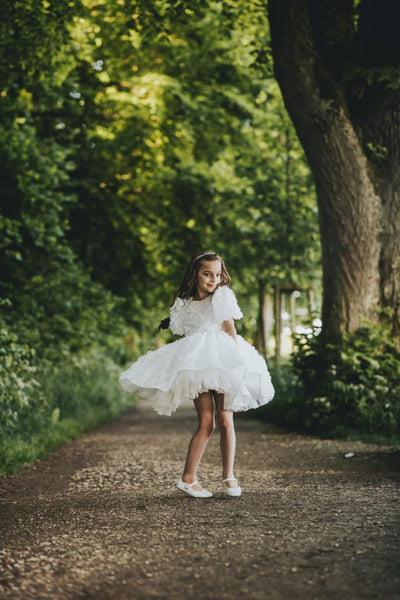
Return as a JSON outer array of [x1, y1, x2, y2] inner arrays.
[[0, 340, 133, 475], [254, 359, 302, 428], [291, 320, 400, 439], [39, 346, 130, 421], [257, 319, 400, 443], [0, 320, 47, 438]]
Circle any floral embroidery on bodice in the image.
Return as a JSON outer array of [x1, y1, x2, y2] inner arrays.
[[169, 286, 243, 337], [181, 297, 215, 335]]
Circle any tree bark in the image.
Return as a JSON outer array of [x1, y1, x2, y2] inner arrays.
[[268, 0, 400, 343], [255, 279, 267, 354], [275, 285, 282, 359], [256, 279, 273, 356]]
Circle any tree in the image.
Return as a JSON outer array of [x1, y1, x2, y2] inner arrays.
[[268, 0, 400, 344], [0, 0, 121, 358], [1, 0, 320, 347], [60, 0, 319, 336]]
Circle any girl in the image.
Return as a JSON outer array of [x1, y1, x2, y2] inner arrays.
[[119, 251, 274, 498]]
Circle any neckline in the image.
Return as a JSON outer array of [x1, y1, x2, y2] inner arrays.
[[191, 295, 212, 303]]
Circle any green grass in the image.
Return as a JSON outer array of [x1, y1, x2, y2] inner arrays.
[[325, 426, 400, 446], [0, 350, 138, 476], [0, 403, 134, 476]]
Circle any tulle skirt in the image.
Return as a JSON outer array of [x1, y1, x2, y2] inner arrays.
[[119, 328, 275, 416]]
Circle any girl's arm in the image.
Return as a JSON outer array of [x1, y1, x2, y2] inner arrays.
[[222, 318, 237, 341]]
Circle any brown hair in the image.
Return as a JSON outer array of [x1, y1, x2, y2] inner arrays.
[[158, 251, 230, 330], [175, 251, 230, 300]]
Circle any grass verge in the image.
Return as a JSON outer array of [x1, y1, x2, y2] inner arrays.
[[0, 403, 135, 477]]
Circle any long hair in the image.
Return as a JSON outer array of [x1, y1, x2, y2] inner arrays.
[[175, 251, 230, 300], [158, 251, 230, 330]]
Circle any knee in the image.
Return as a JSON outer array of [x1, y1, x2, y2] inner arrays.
[[218, 416, 234, 436], [199, 418, 215, 437]]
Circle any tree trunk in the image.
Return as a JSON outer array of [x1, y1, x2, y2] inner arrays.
[[256, 279, 273, 356], [268, 0, 400, 343], [255, 279, 266, 354], [263, 292, 273, 357], [275, 285, 282, 359]]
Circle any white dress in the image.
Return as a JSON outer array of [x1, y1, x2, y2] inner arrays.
[[119, 285, 275, 416]]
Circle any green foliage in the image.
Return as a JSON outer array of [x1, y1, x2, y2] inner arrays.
[[255, 359, 303, 428], [0, 0, 133, 474], [0, 339, 133, 474], [0, 320, 42, 438], [39, 347, 131, 421], [0, 317, 130, 440], [59, 0, 319, 315], [287, 320, 400, 439], [0, 0, 81, 86], [0, 404, 131, 477], [0, 0, 321, 474]]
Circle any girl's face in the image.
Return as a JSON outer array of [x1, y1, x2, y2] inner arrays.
[[196, 260, 222, 299]]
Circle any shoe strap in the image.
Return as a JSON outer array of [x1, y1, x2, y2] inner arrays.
[[184, 480, 198, 488], [223, 478, 238, 483]]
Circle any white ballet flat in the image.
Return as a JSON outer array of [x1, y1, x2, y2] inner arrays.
[[223, 477, 242, 497], [177, 478, 213, 498]]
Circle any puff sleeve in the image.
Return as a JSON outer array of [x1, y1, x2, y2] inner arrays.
[[212, 286, 243, 323], [169, 297, 185, 336]]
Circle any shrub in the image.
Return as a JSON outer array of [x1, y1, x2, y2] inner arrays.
[[0, 320, 47, 438], [256, 318, 400, 442], [0, 337, 133, 474], [290, 320, 400, 438]]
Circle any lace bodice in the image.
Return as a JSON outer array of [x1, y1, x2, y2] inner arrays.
[[169, 285, 243, 336]]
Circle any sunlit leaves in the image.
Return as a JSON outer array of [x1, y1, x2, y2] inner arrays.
[[1, 0, 320, 351]]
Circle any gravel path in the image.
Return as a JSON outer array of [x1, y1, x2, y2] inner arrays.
[[0, 400, 399, 600]]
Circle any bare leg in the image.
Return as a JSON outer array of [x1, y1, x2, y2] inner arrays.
[[182, 391, 215, 491], [214, 393, 237, 487]]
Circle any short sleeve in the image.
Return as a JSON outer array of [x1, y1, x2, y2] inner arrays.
[[169, 297, 185, 336], [212, 286, 243, 323]]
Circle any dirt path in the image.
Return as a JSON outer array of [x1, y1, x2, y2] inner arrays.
[[0, 400, 399, 600]]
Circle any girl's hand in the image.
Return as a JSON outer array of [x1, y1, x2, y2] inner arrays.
[[222, 318, 237, 341]]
